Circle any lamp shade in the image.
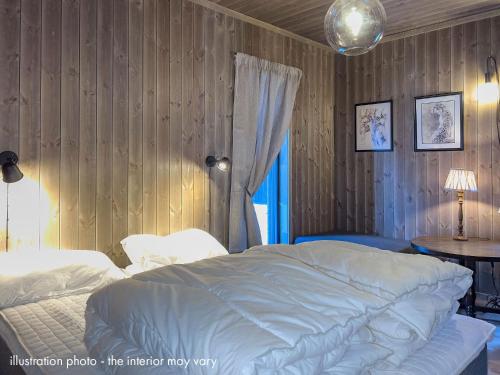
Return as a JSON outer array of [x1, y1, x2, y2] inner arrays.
[[444, 169, 477, 192], [2, 162, 23, 183], [0, 151, 23, 183], [477, 81, 499, 104]]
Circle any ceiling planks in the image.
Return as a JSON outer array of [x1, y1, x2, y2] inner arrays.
[[210, 0, 500, 44]]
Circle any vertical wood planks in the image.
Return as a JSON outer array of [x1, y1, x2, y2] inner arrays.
[[334, 17, 500, 251], [305, 45, 314, 234], [2, 0, 336, 258], [169, 0, 182, 234], [40, 0, 61, 250], [143, 0, 157, 235], [291, 38, 303, 237], [181, 0, 194, 230], [363, 51, 374, 234], [438, 28, 452, 237], [477, 19, 493, 239], [354, 56, 364, 234], [373, 46, 384, 235], [415, 34, 427, 237], [463, 21, 478, 238], [450, 25, 465, 237], [327, 51, 335, 231], [404, 36, 416, 240], [60, 0, 80, 250], [381, 42, 394, 238], [425, 31, 439, 237], [204, 7, 216, 236], [96, 0, 113, 255], [19, 0, 41, 249], [79, 0, 97, 250], [346, 54, 355, 232], [492, 17, 500, 241], [0, 0, 20, 155], [213, 11, 225, 241], [193, 4, 206, 230], [393, 39, 405, 239], [128, 0, 143, 236], [112, 0, 129, 265], [0, 0, 20, 251], [156, 0, 170, 236], [223, 14, 234, 245]]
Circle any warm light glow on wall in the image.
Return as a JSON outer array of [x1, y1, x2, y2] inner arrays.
[[477, 82, 499, 104], [0, 178, 52, 250]]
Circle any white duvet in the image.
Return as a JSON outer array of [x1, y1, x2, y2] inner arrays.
[[84, 241, 472, 374]]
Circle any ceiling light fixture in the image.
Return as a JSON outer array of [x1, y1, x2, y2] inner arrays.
[[324, 0, 386, 56]]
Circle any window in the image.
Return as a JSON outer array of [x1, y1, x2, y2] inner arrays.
[[252, 133, 289, 245]]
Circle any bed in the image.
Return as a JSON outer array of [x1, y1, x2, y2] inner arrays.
[[84, 240, 496, 374], [0, 249, 125, 375], [0, 236, 496, 374], [0, 294, 493, 375]]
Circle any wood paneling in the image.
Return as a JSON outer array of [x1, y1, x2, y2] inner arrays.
[[211, 0, 500, 45], [334, 16, 500, 243], [0, 0, 335, 265]]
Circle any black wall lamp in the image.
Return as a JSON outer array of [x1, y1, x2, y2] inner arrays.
[[0, 151, 23, 183], [0, 151, 23, 252], [205, 156, 231, 172]]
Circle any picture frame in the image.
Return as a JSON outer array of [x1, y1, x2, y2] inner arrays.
[[414, 92, 464, 152], [355, 100, 393, 152]]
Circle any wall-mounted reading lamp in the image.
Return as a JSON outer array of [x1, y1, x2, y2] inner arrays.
[[0, 151, 24, 251], [205, 156, 231, 172], [477, 55, 500, 145]]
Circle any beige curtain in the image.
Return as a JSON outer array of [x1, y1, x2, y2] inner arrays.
[[229, 53, 302, 252]]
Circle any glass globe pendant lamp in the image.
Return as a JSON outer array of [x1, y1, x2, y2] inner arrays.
[[324, 0, 387, 56]]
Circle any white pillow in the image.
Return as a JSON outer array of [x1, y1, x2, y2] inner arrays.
[[120, 234, 167, 265], [121, 229, 228, 270], [0, 249, 125, 309]]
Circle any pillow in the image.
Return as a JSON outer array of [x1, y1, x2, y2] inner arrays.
[[120, 234, 167, 265], [121, 229, 229, 270], [0, 249, 125, 309]]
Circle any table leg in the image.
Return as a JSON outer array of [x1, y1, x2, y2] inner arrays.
[[462, 258, 476, 318]]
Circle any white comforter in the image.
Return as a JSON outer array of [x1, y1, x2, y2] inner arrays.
[[84, 241, 472, 374]]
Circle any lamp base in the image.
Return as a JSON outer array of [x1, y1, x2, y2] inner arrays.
[[453, 235, 469, 241]]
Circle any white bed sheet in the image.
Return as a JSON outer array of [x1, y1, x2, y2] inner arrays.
[[0, 292, 493, 375], [0, 293, 102, 375], [373, 314, 495, 375]]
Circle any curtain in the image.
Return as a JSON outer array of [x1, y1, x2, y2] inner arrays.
[[229, 53, 302, 252]]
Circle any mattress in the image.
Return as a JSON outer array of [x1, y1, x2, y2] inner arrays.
[[373, 314, 495, 375], [0, 292, 494, 375], [0, 293, 102, 375]]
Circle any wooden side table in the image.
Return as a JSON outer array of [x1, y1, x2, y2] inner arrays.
[[411, 236, 500, 317]]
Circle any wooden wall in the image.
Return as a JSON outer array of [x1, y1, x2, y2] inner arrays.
[[334, 17, 500, 243], [0, 0, 334, 265]]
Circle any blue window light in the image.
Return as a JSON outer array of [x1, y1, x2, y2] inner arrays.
[[252, 132, 289, 245]]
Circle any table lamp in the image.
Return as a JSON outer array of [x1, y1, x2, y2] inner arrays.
[[444, 168, 477, 241]]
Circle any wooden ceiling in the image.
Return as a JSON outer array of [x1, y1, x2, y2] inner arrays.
[[210, 0, 500, 44]]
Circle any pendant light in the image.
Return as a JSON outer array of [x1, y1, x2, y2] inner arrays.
[[324, 0, 387, 56]]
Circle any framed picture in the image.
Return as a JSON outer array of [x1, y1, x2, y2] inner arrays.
[[414, 92, 464, 152], [355, 100, 393, 152]]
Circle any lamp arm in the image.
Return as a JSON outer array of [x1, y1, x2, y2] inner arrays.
[[487, 56, 500, 145]]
